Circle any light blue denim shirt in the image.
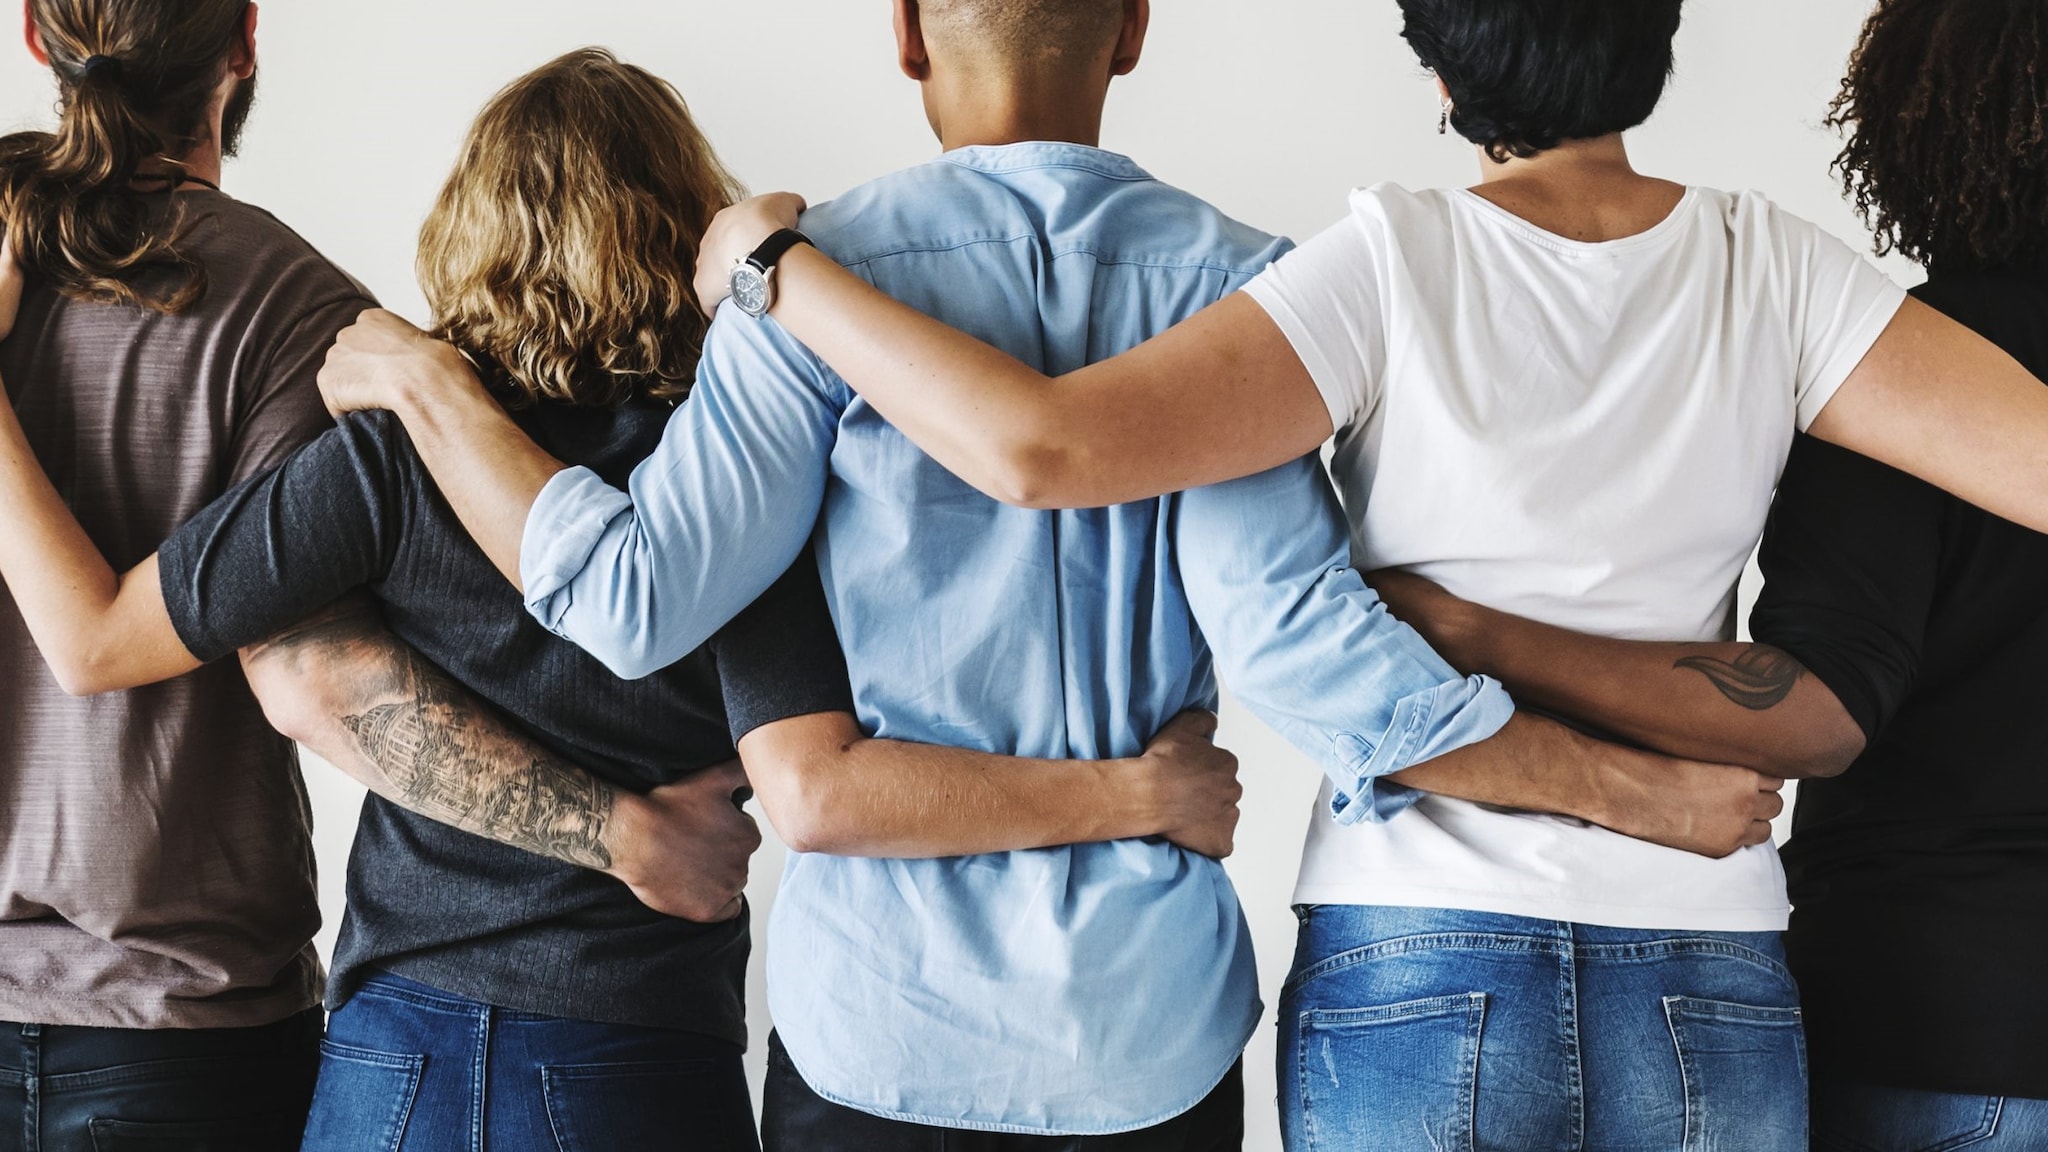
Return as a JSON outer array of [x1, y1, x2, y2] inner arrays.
[[521, 144, 1515, 1135]]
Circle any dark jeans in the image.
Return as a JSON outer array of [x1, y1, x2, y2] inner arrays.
[[1813, 1082, 2048, 1151], [302, 971, 756, 1152], [0, 1008, 322, 1152], [762, 1032, 1243, 1152]]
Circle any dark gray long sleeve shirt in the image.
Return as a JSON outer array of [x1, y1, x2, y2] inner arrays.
[[159, 400, 852, 1039]]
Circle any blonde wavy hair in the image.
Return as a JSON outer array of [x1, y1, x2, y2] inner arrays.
[[419, 48, 743, 409]]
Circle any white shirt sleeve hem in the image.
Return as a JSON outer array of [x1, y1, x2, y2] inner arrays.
[[1796, 281, 1911, 433], [1241, 279, 1353, 435]]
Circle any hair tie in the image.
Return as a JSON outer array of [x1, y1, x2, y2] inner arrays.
[[79, 55, 123, 83]]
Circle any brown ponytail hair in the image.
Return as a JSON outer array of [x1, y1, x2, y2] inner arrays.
[[0, 0, 253, 314]]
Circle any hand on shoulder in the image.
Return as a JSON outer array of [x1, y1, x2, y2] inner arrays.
[[0, 236, 23, 343], [316, 307, 479, 421], [694, 192, 809, 317]]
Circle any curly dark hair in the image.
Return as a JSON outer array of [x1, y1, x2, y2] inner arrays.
[[1398, 0, 1685, 163], [1830, 0, 2048, 272]]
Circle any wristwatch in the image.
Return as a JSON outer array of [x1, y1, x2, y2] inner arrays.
[[728, 228, 813, 319]]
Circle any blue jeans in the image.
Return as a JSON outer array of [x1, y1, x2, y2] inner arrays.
[[1814, 1083, 2048, 1151], [301, 971, 758, 1152], [1278, 906, 1806, 1151]]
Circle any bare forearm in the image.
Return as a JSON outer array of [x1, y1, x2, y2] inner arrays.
[[742, 715, 1162, 859], [1458, 612, 1863, 778], [768, 246, 1071, 504], [1388, 713, 1617, 820], [768, 250, 1326, 507], [1390, 711, 1786, 859], [0, 383, 197, 692], [386, 379, 563, 590], [239, 599, 625, 871]]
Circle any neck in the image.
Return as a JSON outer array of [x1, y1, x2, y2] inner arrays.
[[1475, 134, 1638, 188], [928, 71, 1110, 151], [173, 139, 225, 187], [133, 138, 224, 192]]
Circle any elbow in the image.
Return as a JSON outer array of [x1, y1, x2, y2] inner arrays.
[[46, 648, 132, 699], [597, 648, 668, 683], [575, 623, 679, 682], [1754, 726, 1867, 781], [49, 667, 111, 699], [981, 427, 1079, 511], [749, 763, 840, 856], [237, 653, 326, 746]]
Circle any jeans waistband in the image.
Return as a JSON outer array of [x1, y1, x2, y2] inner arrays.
[[0, 1006, 324, 1076]]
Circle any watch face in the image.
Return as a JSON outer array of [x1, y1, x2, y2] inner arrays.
[[730, 266, 770, 317]]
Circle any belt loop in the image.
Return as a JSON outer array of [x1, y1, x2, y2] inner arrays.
[[20, 1022, 41, 1152]]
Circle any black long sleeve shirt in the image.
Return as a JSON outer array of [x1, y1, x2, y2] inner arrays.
[[1753, 271, 2048, 1098]]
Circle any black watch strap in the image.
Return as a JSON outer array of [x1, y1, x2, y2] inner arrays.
[[746, 228, 813, 273]]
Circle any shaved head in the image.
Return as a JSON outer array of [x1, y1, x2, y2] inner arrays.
[[919, 0, 1126, 73]]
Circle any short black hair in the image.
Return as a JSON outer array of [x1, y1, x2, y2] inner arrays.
[[1397, 0, 1686, 162], [1829, 0, 2048, 274]]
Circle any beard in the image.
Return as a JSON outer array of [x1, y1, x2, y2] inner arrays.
[[219, 66, 258, 158]]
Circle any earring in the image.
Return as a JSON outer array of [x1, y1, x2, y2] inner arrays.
[[1439, 98, 1453, 135]]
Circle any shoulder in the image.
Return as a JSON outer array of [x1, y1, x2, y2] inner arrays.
[[1326, 182, 1462, 261], [800, 161, 1034, 266], [803, 157, 1289, 275], [180, 194, 376, 311], [1697, 188, 1841, 253], [1346, 182, 1456, 231], [1095, 175, 1293, 274]]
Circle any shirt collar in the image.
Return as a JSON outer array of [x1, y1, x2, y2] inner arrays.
[[938, 142, 1153, 182]]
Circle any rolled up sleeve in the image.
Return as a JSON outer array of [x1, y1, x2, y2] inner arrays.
[[518, 313, 844, 680], [1175, 456, 1515, 823]]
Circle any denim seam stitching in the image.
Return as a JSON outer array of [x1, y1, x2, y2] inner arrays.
[[1664, 997, 1701, 1151], [314, 1043, 424, 1152], [1462, 994, 1485, 1152], [1573, 938, 1795, 980], [1282, 932, 1572, 994], [1562, 939, 1586, 1151], [469, 1004, 490, 1152], [542, 1067, 574, 1152]]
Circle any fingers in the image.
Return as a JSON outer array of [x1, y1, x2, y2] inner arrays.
[[1756, 773, 1787, 793], [0, 238, 25, 343], [761, 191, 809, 223], [1741, 820, 1776, 849], [1752, 787, 1786, 823]]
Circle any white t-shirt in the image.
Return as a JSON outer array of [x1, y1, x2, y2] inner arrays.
[[1243, 184, 1908, 931]]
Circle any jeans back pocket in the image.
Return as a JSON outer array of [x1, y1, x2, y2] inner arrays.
[[1291, 992, 1485, 1152], [1812, 1083, 2003, 1152], [299, 1042, 425, 1152], [1664, 997, 1807, 1152], [89, 1115, 302, 1152]]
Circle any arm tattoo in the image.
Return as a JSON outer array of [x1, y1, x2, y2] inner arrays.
[[1674, 645, 1808, 712], [243, 597, 617, 870]]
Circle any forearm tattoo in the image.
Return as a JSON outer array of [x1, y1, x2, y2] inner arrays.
[[244, 599, 617, 869], [1674, 645, 1807, 712]]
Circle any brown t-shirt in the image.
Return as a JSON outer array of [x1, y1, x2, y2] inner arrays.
[[0, 190, 369, 1029]]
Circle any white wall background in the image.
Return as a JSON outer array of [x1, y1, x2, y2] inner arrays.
[[1, 3, 1919, 1148]]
